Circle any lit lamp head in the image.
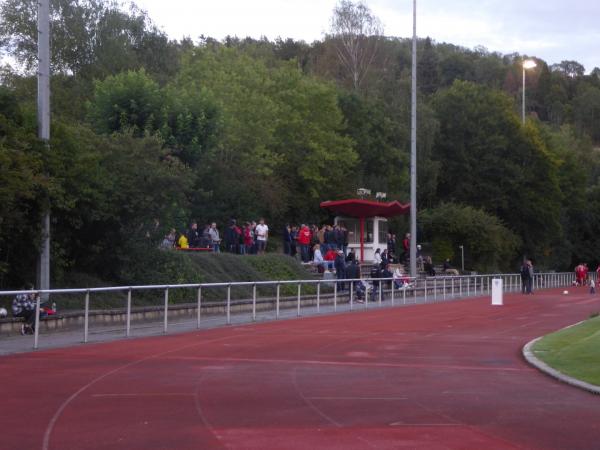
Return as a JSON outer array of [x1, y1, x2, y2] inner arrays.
[[523, 59, 537, 70]]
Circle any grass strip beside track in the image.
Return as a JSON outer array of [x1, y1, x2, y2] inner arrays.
[[532, 315, 600, 386]]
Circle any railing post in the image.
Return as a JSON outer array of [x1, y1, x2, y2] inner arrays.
[[452, 278, 455, 298], [226, 284, 231, 325], [442, 278, 446, 301], [276, 283, 280, 319], [391, 280, 395, 306], [163, 288, 169, 333], [403, 282, 406, 304], [33, 294, 41, 350], [297, 283, 302, 317], [378, 280, 382, 306], [424, 279, 428, 302], [434, 278, 437, 302], [197, 287, 202, 328], [459, 277, 462, 297], [252, 284, 257, 322], [350, 281, 354, 310], [316, 282, 320, 312], [414, 279, 417, 303], [84, 290, 90, 343], [126, 288, 132, 337], [334, 282, 338, 311], [520, 274, 523, 293], [467, 276, 470, 297]]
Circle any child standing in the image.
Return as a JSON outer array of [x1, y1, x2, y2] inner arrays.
[[590, 279, 596, 294]]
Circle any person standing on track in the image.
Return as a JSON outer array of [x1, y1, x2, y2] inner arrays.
[[525, 260, 534, 295], [520, 260, 530, 294], [575, 263, 585, 286]]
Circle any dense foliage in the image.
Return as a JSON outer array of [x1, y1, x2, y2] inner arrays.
[[1, 0, 600, 287]]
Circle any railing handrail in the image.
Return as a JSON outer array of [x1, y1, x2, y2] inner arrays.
[[1, 271, 580, 351], [0, 271, 575, 297]]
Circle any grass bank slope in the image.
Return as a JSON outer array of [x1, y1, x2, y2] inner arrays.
[[0, 252, 315, 311]]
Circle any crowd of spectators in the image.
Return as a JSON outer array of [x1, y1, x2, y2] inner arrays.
[[283, 224, 349, 263], [161, 219, 270, 255]]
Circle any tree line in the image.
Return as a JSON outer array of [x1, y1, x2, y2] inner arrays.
[[1, 0, 600, 287]]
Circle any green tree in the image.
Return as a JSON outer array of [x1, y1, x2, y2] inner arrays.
[[47, 123, 194, 280], [572, 84, 600, 142], [0, 0, 180, 80], [175, 46, 357, 223], [88, 69, 163, 136], [0, 87, 47, 287], [431, 81, 562, 263], [419, 203, 521, 272]]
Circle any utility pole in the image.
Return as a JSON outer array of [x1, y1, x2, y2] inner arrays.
[[37, 0, 51, 294], [409, 0, 417, 278]]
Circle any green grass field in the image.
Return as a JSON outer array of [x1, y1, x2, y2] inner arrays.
[[532, 315, 600, 386]]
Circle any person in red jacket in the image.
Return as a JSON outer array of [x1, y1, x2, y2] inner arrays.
[[575, 263, 585, 286], [298, 224, 312, 262], [242, 222, 253, 254], [401, 233, 410, 264]]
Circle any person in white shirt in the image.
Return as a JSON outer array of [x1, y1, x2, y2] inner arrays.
[[312, 244, 326, 272], [255, 218, 269, 254], [373, 248, 382, 266]]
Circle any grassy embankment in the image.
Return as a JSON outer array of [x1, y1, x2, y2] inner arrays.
[[532, 315, 600, 386], [0, 252, 318, 311]]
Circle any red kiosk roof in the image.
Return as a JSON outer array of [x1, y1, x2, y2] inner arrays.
[[320, 199, 410, 218]]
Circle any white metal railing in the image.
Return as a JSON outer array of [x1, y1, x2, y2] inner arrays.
[[0, 272, 577, 350]]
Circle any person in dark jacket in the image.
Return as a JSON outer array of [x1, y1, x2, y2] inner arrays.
[[522, 260, 534, 294], [334, 250, 347, 291], [424, 256, 436, 276], [334, 225, 345, 253], [225, 219, 241, 253], [201, 224, 212, 247], [283, 224, 292, 255], [324, 225, 337, 251], [187, 222, 201, 247]]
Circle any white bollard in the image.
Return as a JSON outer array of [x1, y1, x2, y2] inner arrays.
[[492, 278, 503, 306]]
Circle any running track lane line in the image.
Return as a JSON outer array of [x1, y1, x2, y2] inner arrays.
[[161, 355, 536, 373], [41, 334, 244, 450]]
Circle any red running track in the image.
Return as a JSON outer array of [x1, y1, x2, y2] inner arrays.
[[2, 288, 600, 450]]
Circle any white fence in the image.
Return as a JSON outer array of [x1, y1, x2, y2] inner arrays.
[[0, 272, 577, 350]]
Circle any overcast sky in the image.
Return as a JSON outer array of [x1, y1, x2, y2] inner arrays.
[[132, 0, 600, 72]]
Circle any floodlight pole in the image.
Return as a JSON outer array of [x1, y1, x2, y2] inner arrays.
[[409, 0, 418, 278], [37, 0, 51, 295]]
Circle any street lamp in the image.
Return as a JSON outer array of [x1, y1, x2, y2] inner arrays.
[[458, 245, 464, 272], [522, 59, 537, 123]]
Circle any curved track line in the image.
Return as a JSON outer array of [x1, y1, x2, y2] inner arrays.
[[42, 334, 241, 450], [291, 367, 342, 427], [193, 373, 228, 449]]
